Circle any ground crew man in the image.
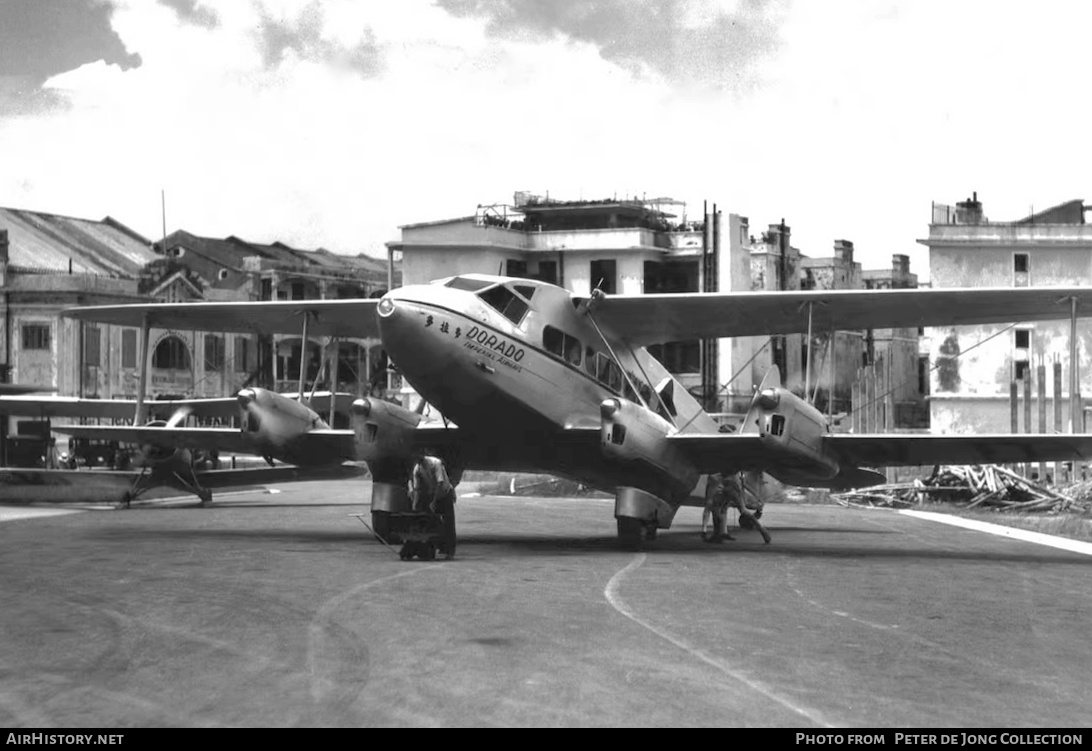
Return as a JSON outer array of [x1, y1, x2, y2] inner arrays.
[[411, 454, 457, 559], [702, 472, 735, 543]]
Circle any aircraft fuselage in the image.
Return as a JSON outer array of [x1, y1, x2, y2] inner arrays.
[[377, 275, 717, 502]]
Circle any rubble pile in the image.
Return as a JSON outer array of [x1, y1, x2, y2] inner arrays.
[[835, 465, 1088, 513]]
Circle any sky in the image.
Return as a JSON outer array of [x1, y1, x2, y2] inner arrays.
[[2, 0, 1091, 280]]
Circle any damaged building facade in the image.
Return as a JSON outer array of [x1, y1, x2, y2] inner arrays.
[[388, 193, 927, 427], [920, 195, 1092, 434]]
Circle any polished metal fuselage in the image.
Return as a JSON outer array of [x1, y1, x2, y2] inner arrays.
[[377, 276, 718, 499]]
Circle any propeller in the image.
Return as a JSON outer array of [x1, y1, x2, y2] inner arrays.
[[740, 365, 781, 436]]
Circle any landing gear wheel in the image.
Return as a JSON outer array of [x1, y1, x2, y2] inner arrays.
[[371, 510, 402, 544], [616, 517, 655, 549], [199, 489, 213, 507]]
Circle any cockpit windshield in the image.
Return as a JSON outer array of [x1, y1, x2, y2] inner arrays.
[[478, 284, 531, 324], [444, 276, 495, 292]]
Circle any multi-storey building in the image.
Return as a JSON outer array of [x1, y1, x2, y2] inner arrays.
[[919, 194, 1092, 434], [0, 208, 394, 406]]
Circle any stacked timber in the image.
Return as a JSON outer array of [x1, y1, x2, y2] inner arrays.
[[835, 464, 1088, 513]]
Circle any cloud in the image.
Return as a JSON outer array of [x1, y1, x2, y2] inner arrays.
[[435, 0, 788, 92], [252, 0, 382, 76], [0, 0, 140, 112], [156, 0, 219, 29]]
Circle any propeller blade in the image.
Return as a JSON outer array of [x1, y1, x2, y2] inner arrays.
[[165, 406, 193, 429]]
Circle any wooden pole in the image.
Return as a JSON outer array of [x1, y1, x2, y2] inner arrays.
[[1038, 359, 1047, 482], [1024, 375, 1032, 478], [1070, 296, 1079, 433], [1054, 357, 1064, 482]]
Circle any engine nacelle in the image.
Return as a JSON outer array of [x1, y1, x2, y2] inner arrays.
[[600, 397, 698, 502], [351, 397, 423, 466], [742, 385, 840, 485]]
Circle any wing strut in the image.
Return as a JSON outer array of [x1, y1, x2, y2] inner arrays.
[[133, 313, 151, 425], [803, 301, 814, 398], [580, 289, 658, 416], [297, 310, 311, 403]]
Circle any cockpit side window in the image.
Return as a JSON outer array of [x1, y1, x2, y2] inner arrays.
[[513, 284, 537, 301], [479, 285, 530, 325]]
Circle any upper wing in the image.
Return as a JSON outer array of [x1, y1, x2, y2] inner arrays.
[[826, 433, 1092, 467], [0, 395, 241, 421], [61, 299, 379, 339], [588, 286, 1092, 345], [52, 425, 264, 455]]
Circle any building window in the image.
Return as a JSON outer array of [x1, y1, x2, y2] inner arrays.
[[235, 337, 251, 373], [1014, 329, 1031, 350], [21, 324, 50, 351], [506, 259, 528, 279], [291, 281, 305, 300], [122, 329, 137, 368], [205, 334, 225, 372], [1015, 360, 1030, 380], [648, 341, 701, 374], [1014, 253, 1029, 287], [590, 259, 617, 295], [538, 261, 558, 285], [152, 335, 190, 370], [84, 326, 101, 368]]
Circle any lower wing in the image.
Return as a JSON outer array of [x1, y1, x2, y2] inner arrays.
[[825, 433, 1092, 467], [53, 425, 263, 455]]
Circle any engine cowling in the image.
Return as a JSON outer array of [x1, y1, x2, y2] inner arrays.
[[741, 384, 840, 485], [351, 397, 423, 465], [599, 397, 698, 502]]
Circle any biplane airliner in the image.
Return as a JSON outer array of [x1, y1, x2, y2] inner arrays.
[[61, 275, 1092, 544], [0, 391, 364, 504]]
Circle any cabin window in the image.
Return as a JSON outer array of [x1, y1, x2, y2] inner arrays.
[[543, 325, 582, 367], [22, 323, 50, 351], [596, 352, 623, 392], [478, 285, 530, 324], [585, 347, 597, 376]]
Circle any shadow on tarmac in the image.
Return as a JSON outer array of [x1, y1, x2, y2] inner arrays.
[[85, 525, 1092, 565]]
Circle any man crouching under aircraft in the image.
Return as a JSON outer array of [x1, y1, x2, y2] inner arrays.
[[703, 471, 772, 544], [411, 454, 458, 560], [702, 472, 735, 543]]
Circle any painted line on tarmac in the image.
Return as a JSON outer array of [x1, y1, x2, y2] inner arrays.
[[900, 509, 1092, 556], [0, 507, 84, 522], [603, 553, 835, 728]]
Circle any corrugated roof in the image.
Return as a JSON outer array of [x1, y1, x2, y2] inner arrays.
[[0, 207, 157, 277]]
